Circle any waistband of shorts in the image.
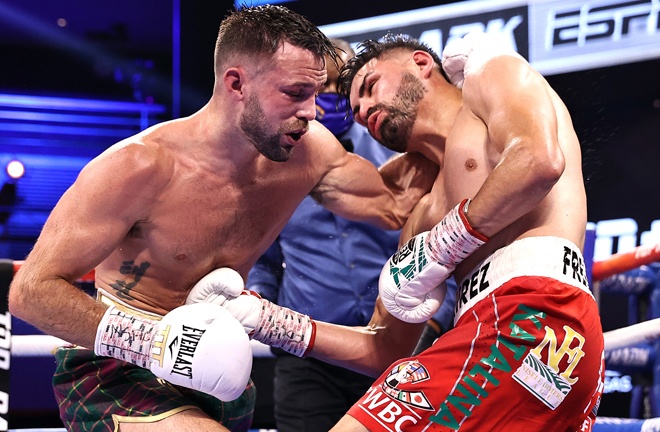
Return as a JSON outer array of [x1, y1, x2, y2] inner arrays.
[[455, 236, 593, 322], [96, 288, 163, 321]]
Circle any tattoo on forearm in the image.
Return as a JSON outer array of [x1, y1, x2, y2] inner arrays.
[[110, 260, 151, 300]]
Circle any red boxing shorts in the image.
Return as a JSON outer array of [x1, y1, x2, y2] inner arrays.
[[348, 236, 604, 432]]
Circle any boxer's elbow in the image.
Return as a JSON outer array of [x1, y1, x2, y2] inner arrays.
[[8, 276, 31, 323], [382, 195, 421, 231], [512, 137, 565, 192], [379, 212, 406, 231], [361, 204, 407, 230], [537, 141, 565, 185]]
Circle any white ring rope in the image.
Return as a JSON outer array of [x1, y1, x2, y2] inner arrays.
[[603, 317, 660, 352], [10, 335, 274, 358], [11, 335, 69, 357], [12, 318, 660, 358]]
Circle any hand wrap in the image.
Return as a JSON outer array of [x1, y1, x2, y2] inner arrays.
[[186, 268, 316, 358]]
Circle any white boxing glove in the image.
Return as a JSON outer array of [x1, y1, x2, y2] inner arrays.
[[441, 32, 522, 89], [379, 232, 448, 324], [187, 269, 315, 358], [95, 302, 252, 402], [441, 33, 478, 89], [185, 267, 258, 335], [380, 199, 488, 323], [186, 267, 245, 305]]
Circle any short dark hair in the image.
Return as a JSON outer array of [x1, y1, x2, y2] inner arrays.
[[215, 5, 337, 73], [338, 33, 447, 100]]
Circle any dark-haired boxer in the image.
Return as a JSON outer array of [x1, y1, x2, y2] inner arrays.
[[190, 32, 605, 432]]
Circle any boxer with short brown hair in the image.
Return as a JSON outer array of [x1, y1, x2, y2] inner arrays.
[[7, 8, 436, 432]]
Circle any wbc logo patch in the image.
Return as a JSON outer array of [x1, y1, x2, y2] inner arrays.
[[382, 360, 434, 410]]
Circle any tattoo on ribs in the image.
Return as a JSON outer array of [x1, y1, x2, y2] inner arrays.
[[109, 260, 151, 301]]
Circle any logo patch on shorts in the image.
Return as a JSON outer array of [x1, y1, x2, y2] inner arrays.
[[382, 360, 434, 410], [513, 352, 572, 410]]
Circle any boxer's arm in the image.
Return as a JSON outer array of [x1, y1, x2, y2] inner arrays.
[[8, 143, 165, 349], [378, 199, 486, 323], [211, 292, 425, 377], [310, 297, 425, 377], [398, 187, 451, 246], [377, 152, 439, 215], [311, 124, 437, 230], [188, 271, 423, 377], [460, 53, 565, 237]]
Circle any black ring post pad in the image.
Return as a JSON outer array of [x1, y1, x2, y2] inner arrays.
[[0, 259, 13, 431]]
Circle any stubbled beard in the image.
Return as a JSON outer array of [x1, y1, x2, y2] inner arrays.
[[374, 72, 426, 153], [240, 94, 292, 162]]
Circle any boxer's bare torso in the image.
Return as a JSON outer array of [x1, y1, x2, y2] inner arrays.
[[398, 55, 587, 283], [94, 118, 327, 315]]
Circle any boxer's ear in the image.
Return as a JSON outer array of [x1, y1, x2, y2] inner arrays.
[[412, 51, 435, 79], [223, 67, 246, 101]]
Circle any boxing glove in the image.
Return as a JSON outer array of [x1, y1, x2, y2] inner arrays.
[[441, 33, 477, 88], [441, 32, 522, 89], [185, 267, 247, 325], [379, 199, 488, 323], [186, 268, 315, 358], [95, 302, 252, 401]]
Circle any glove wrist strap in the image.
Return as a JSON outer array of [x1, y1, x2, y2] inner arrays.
[[426, 199, 489, 266], [95, 305, 155, 368], [252, 300, 315, 358]]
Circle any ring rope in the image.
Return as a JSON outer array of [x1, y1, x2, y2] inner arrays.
[[11, 335, 274, 358], [12, 317, 656, 357], [12, 323, 654, 358], [592, 242, 660, 282], [603, 317, 660, 352], [12, 242, 659, 286]]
